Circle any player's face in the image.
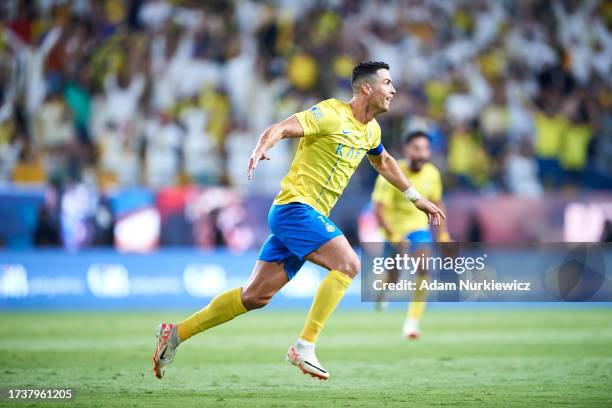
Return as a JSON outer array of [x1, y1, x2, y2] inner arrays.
[[403, 136, 431, 172], [370, 69, 396, 112]]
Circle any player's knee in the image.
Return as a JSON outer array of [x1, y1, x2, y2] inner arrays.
[[241, 290, 271, 310], [336, 256, 361, 278]]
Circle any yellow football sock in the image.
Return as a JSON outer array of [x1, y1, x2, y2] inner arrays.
[[177, 287, 247, 342], [300, 269, 352, 343], [407, 275, 428, 321]]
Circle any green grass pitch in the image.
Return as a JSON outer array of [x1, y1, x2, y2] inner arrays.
[[1, 308, 611, 407]]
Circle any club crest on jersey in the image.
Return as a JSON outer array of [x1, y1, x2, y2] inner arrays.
[[326, 224, 336, 233], [309, 106, 323, 121]]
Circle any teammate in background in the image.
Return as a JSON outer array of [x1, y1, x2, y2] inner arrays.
[[152, 62, 446, 381], [371, 130, 450, 339]]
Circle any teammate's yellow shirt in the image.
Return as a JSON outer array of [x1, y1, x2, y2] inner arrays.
[[534, 113, 568, 158], [274, 98, 382, 216], [371, 160, 442, 241], [560, 124, 590, 170]]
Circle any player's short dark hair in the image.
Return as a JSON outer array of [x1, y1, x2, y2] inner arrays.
[[351, 61, 390, 90], [403, 130, 430, 145]]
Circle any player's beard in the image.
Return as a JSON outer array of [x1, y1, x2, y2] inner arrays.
[[409, 159, 427, 172]]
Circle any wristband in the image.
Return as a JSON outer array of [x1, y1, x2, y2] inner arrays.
[[403, 186, 421, 202]]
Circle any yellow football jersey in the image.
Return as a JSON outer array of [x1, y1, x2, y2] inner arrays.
[[274, 98, 382, 216], [371, 160, 442, 241]]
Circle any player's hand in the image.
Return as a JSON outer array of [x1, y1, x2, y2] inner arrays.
[[413, 197, 446, 226], [247, 149, 271, 180]]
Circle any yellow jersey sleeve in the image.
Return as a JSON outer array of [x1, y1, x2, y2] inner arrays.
[[371, 174, 393, 206], [429, 166, 443, 202], [367, 120, 383, 154], [294, 102, 338, 138]]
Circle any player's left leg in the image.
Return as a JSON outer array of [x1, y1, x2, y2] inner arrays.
[[286, 234, 360, 380], [302, 234, 360, 340]]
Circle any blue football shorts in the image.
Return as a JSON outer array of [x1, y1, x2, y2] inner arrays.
[[257, 202, 343, 280], [384, 229, 433, 257]]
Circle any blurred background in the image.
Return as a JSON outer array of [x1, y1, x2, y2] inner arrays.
[[0, 0, 611, 308]]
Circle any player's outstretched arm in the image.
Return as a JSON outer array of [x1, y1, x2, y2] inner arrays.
[[368, 149, 446, 226], [247, 115, 304, 179]]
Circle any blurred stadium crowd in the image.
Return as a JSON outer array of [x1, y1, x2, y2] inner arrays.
[[0, 0, 611, 249]]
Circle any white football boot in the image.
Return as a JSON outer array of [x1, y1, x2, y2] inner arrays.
[[403, 318, 420, 340], [286, 340, 330, 381], [153, 323, 177, 379]]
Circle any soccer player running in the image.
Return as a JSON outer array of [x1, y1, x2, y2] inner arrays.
[[152, 61, 445, 381], [371, 130, 450, 339]]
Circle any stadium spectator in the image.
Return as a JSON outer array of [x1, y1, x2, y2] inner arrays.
[[0, 0, 610, 250]]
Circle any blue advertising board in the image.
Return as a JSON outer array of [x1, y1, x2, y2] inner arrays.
[[0, 249, 362, 310]]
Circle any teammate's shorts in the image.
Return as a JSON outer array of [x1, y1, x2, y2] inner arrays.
[[257, 202, 343, 280], [405, 229, 433, 251], [384, 229, 433, 256]]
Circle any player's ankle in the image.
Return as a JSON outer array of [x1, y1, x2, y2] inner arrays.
[[296, 337, 315, 352]]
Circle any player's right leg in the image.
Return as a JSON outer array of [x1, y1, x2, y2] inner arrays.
[[403, 230, 434, 340], [404, 268, 427, 339], [375, 267, 399, 311], [153, 259, 288, 379], [375, 242, 403, 310]]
